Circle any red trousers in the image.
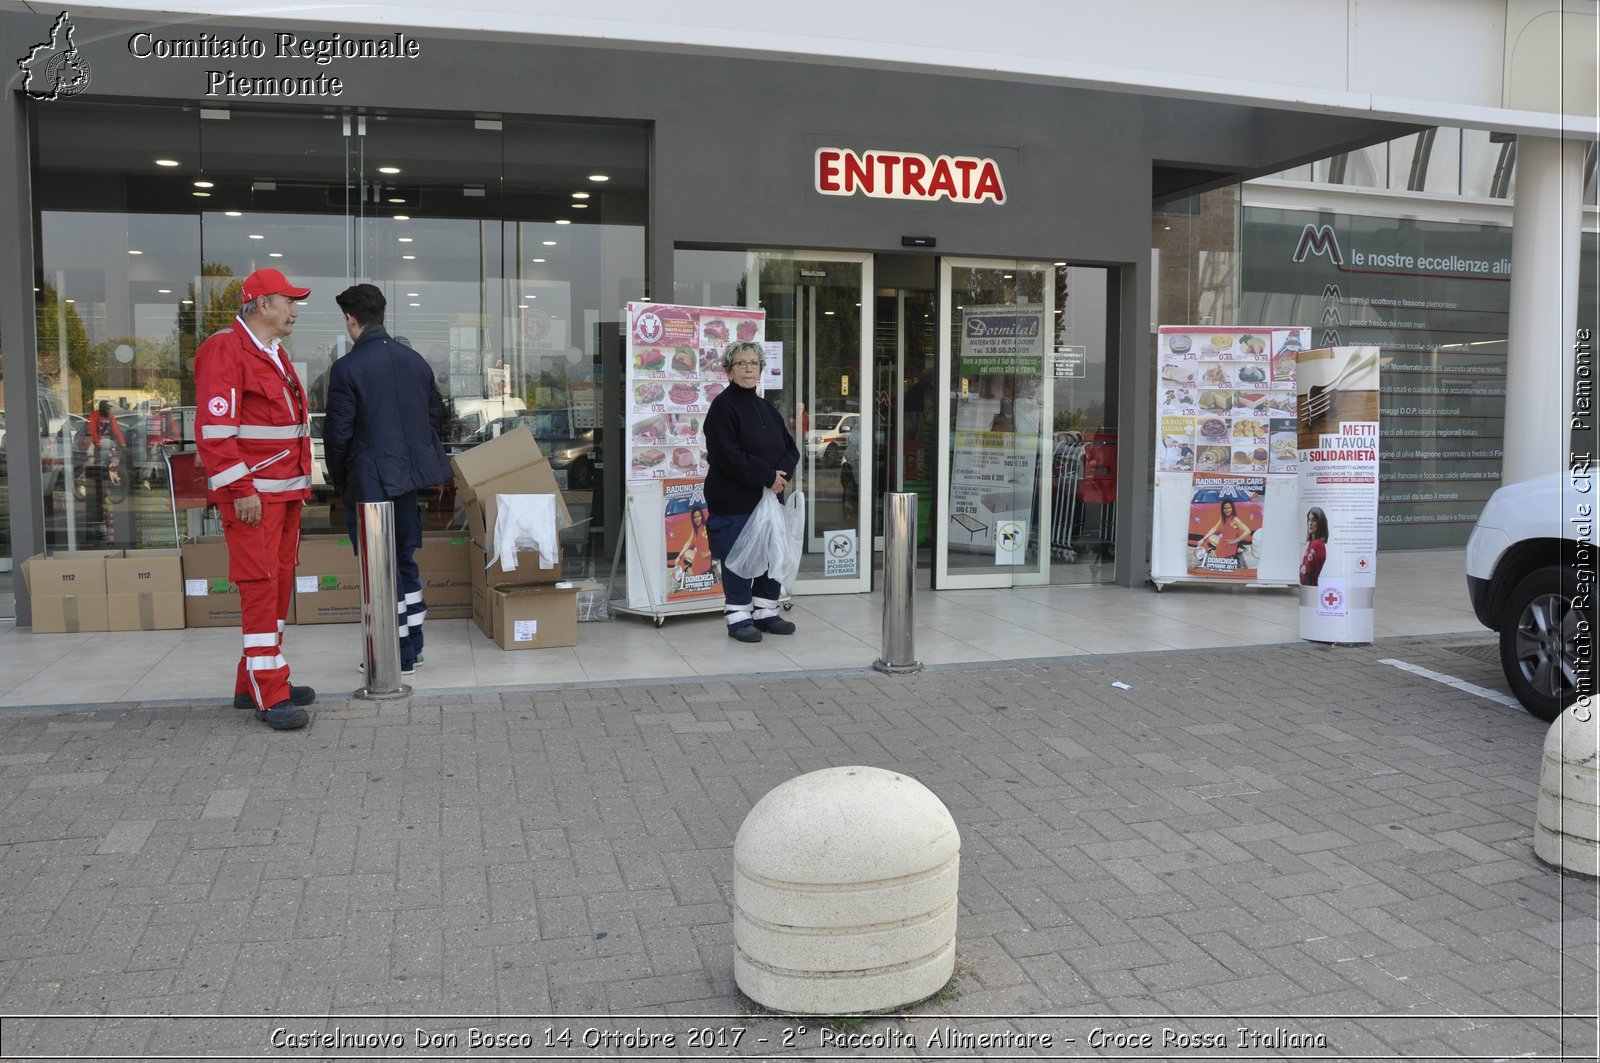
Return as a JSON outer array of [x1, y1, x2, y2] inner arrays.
[[220, 499, 302, 710]]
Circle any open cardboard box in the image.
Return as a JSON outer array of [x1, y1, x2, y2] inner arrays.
[[453, 424, 578, 584]]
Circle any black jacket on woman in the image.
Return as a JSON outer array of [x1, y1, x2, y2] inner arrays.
[[702, 383, 799, 516]]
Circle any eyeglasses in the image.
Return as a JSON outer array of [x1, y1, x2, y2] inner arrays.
[[730, 360, 762, 369]]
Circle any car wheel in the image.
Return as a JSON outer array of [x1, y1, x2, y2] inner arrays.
[[1498, 564, 1588, 721]]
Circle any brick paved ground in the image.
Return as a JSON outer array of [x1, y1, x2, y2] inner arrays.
[[0, 634, 1595, 1060]]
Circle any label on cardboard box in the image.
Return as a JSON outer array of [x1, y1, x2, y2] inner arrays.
[[185, 579, 208, 596], [295, 576, 318, 593], [513, 619, 537, 642]]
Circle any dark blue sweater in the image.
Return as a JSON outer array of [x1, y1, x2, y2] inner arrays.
[[702, 383, 798, 516]]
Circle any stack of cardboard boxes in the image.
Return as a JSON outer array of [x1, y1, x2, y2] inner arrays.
[[23, 549, 186, 632], [453, 425, 579, 650], [24, 428, 573, 646]]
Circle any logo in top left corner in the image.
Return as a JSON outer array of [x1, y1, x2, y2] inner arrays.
[[18, 12, 92, 101]]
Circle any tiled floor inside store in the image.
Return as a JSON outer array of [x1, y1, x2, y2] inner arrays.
[[0, 548, 1483, 708]]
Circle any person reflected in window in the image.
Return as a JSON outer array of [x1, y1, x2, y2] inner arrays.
[[1300, 506, 1329, 586], [85, 399, 126, 540]]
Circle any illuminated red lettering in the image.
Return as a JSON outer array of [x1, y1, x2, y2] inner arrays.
[[876, 153, 902, 194], [817, 150, 842, 193], [927, 158, 956, 198], [902, 155, 927, 196], [954, 158, 978, 199], [844, 151, 873, 193], [973, 161, 1005, 203]]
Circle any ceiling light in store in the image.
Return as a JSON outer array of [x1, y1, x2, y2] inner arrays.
[[181, 299, 193, 304], [388, 198, 406, 204], [192, 191, 211, 197], [1002, 274, 1013, 279], [555, 219, 571, 225], [406, 292, 418, 297], [542, 240, 557, 246], [393, 214, 410, 221], [531, 258, 545, 263], [823, 310, 834, 316], [398, 237, 414, 243], [518, 304, 527, 309], [588, 174, 609, 182], [194, 180, 214, 188], [249, 234, 264, 240], [155, 159, 179, 167], [269, 252, 283, 258], [158, 289, 171, 294], [402, 254, 416, 260], [1053, 261, 1066, 266], [127, 249, 142, 255], [571, 203, 588, 209], [571, 192, 590, 200], [225, 211, 242, 217], [64, 298, 74, 303], [409, 302, 420, 307], [378, 166, 402, 175]]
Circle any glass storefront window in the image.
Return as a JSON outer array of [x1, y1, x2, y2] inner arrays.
[[28, 102, 645, 581]]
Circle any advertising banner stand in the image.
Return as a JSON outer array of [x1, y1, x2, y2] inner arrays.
[[1150, 326, 1309, 590], [606, 302, 764, 627], [1295, 346, 1381, 643]]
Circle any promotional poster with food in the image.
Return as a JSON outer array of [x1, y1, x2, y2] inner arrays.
[[1151, 326, 1309, 588], [624, 301, 764, 483]]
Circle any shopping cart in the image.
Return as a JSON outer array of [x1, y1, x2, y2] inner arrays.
[[164, 447, 212, 544], [1050, 433, 1085, 561]]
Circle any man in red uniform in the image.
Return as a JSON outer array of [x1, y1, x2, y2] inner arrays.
[[194, 268, 317, 730]]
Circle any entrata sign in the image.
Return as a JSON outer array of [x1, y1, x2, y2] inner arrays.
[[815, 147, 1005, 205]]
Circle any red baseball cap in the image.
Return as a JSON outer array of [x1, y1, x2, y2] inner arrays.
[[239, 267, 311, 302]]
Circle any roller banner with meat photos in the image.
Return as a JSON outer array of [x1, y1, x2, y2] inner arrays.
[[1150, 325, 1309, 588], [625, 301, 765, 483]]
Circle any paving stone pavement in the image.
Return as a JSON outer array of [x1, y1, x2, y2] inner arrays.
[[0, 634, 1595, 1061]]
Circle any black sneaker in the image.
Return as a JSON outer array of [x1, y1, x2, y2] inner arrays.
[[727, 624, 763, 643], [233, 685, 315, 711], [256, 700, 309, 730], [755, 616, 797, 635]]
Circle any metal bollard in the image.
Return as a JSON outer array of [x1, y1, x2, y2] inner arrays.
[[355, 501, 411, 700], [874, 492, 923, 674]]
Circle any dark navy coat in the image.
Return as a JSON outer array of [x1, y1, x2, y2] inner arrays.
[[323, 325, 453, 502]]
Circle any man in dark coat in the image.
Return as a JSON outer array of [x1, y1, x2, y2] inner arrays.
[[323, 283, 453, 675]]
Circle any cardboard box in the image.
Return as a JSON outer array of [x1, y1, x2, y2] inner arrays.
[[468, 540, 563, 594], [472, 582, 495, 639], [294, 534, 361, 625], [107, 549, 184, 631], [490, 584, 578, 650], [22, 551, 116, 633], [452, 425, 572, 585], [418, 533, 472, 620], [181, 537, 297, 628]]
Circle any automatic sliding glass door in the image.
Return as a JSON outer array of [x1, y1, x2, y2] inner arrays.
[[935, 258, 1056, 588]]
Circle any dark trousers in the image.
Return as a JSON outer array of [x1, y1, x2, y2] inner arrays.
[[346, 490, 425, 667], [707, 511, 782, 628]]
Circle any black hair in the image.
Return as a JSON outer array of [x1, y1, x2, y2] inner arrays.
[[335, 283, 387, 328]]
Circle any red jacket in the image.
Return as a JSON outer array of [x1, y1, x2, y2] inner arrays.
[[193, 321, 313, 505]]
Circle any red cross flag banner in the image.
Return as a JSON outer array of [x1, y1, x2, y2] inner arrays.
[[1294, 346, 1381, 643]]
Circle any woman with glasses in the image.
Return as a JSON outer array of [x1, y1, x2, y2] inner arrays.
[[702, 341, 800, 643]]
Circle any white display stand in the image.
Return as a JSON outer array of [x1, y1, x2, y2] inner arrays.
[[606, 481, 726, 628]]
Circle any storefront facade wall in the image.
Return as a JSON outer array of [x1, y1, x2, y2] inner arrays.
[[0, 9, 1429, 622]]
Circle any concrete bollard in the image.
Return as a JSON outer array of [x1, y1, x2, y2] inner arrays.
[[733, 765, 960, 1015], [1534, 704, 1600, 875]]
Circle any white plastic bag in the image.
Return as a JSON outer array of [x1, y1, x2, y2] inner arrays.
[[725, 489, 806, 589]]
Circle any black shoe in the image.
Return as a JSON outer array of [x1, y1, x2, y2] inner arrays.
[[727, 624, 763, 643], [233, 684, 315, 711], [755, 616, 797, 635], [256, 700, 309, 730]]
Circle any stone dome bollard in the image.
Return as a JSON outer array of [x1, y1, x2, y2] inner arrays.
[[1534, 705, 1600, 875], [733, 765, 960, 1015]]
